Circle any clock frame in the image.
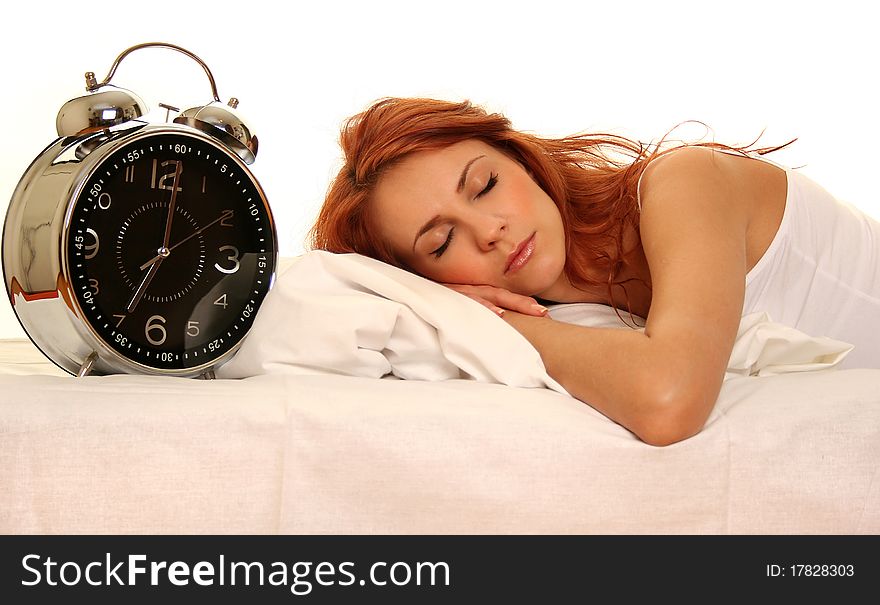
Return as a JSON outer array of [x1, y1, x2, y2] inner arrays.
[[4, 122, 277, 376], [2, 43, 277, 377]]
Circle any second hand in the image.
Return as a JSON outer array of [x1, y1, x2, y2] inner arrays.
[[139, 210, 232, 271]]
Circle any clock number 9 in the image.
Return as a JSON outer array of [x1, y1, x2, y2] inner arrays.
[[82, 228, 100, 260]]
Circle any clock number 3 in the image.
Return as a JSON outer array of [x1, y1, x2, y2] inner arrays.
[[214, 245, 240, 274]]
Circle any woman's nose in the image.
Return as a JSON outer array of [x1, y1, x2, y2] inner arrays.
[[475, 215, 507, 251]]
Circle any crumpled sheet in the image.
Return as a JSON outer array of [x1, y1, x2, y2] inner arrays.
[[218, 251, 853, 388], [725, 311, 852, 378]]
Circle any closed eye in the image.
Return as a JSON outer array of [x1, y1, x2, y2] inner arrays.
[[431, 227, 455, 258], [476, 173, 498, 198]]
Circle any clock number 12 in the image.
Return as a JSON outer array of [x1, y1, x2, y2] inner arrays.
[[151, 160, 183, 192]]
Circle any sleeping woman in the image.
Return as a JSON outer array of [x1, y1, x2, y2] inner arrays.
[[309, 97, 880, 446]]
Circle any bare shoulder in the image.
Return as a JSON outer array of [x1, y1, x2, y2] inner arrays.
[[638, 146, 787, 272], [639, 146, 745, 211]]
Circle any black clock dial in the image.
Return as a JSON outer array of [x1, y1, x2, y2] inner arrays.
[[64, 130, 276, 372]]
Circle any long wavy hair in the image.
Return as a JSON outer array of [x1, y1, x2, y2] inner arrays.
[[309, 97, 792, 320]]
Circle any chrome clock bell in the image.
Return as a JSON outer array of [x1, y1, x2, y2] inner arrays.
[[2, 42, 278, 377]]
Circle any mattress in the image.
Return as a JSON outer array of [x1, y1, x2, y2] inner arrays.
[[2, 337, 878, 534]]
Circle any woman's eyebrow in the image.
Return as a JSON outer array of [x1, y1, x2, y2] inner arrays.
[[413, 215, 444, 253], [456, 155, 487, 193]]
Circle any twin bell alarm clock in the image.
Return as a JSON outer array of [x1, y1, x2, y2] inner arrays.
[[2, 42, 278, 377]]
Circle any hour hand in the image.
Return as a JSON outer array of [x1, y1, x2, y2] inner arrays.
[[138, 247, 169, 272], [126, 257, 163, 313]]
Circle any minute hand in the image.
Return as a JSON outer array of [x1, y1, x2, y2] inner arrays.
[[139, 210, 233, 271], [162, 163, 183, 249]]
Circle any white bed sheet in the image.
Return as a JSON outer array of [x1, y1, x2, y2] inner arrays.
[[1, 338, 878, 534]]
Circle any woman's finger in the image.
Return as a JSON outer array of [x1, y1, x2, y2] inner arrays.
[[442, 284, 506, 316], [489, 287, 548, 316], [477, 299, 507, 317], [443, 283, 548, 316]]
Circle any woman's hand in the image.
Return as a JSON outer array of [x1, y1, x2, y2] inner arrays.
[[442, 283, 549, 317]]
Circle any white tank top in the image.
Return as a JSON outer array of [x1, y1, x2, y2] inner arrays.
[[638, 149, 880, 369]]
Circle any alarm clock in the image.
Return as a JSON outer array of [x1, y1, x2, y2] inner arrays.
[[2, 42, 278, 378]]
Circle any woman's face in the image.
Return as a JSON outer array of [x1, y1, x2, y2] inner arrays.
[[370, 139, 568, 298]]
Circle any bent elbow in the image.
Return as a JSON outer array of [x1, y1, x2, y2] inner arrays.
[[631, 385, 716, 447], [634, 415, 704, 447]]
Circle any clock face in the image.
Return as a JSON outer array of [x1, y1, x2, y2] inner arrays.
[[64, 129, 276, 372]]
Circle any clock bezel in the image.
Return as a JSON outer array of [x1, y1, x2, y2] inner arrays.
[[58, 123, 277, 376]]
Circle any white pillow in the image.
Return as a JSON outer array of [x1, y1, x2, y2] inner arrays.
[[223, 253, 851, 385], [218, 252, 566, 393]]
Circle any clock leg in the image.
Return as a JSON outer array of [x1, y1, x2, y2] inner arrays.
[[77, 352, 98, 377], [198, 369, 216, 380]]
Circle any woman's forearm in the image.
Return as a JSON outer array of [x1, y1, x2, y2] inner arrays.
[[502, 311, 722, 445]]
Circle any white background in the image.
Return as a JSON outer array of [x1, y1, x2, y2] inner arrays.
[[1, 0, 876, 338]]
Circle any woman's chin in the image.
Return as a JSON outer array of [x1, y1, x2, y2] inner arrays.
[[523, 261, 566, 298]]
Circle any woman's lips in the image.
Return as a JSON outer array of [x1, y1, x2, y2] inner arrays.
[[505, 232, 536, 275]]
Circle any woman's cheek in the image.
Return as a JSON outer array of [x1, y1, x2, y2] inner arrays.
[[439, 257, 492, 286]]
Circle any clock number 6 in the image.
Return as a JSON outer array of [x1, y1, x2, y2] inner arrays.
[[145, 314, 167, 346], [214, 245, 240, 274]]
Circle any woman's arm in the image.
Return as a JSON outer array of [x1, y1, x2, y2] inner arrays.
[[506, 147, 751, 446]]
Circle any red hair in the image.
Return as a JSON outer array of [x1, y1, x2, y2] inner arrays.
[[309, 97, 791, 319]]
